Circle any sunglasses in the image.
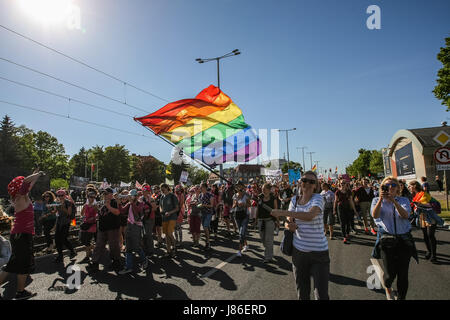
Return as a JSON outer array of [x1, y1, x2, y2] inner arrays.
[[384, 183, 398, 188], [300, 178, 316, 184]]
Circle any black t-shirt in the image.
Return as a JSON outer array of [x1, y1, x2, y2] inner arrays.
[[257, 194, 276, 221], [98, 199, 120, 232], [222, 187, 235, 206]]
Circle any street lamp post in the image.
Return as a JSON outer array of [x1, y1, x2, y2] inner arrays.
[[196, 49, 241, 184], [278, 128, 296, 171], [307, 152, 315, 170], [297, 146, 307, 172]]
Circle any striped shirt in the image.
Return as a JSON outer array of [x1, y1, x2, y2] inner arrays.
[[289, 193, 328, 253]]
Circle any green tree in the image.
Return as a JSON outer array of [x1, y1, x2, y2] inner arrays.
[[369, 150, 384, 176], [89, 145, 105, 181], [433, 37, 450, 111], [0, 115, 21, 168], [33, 131, 71, 179], [130, 155, 165, 185], [101, 145, 131, 184], [50, 178, 69, 190], [281, 161, 303, 174], [69, 147, 90, 178], [186, 166, 210, 185], [347, 149, 384, 178], [166, 160, 187, 184]]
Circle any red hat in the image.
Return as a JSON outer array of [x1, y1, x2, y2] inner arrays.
[[8, 176, 25, 198], [142, 185, 151, 192]]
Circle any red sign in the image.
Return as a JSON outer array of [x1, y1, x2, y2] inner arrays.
[[434, 147, 450, 164]]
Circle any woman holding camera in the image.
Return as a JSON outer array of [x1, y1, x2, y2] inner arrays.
[[371, 176, 417, 300]]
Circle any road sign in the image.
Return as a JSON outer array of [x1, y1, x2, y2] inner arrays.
[[437, 164, 450, 171], [433, 131, 450, 146], [434, 147, 450, 164]]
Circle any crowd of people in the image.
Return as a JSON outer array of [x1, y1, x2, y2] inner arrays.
[[0, 169, 446, 300]]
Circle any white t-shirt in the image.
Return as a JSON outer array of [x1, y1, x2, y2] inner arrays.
[[320, 190, 335, 208], [289, 194, 328, 253]]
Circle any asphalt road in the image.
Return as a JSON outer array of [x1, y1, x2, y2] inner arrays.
[[1, 221, 449, 300]]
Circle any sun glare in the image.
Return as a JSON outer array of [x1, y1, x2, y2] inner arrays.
[[19, 0, 73, 26]]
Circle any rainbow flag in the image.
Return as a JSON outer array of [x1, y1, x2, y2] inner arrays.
[[135, 85, 261, 166], [312, 164, 317, 172]]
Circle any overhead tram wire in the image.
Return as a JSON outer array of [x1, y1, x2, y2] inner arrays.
[[0, 24, 170, 103], [0, 57, 150, 114], [0, 99, 162, 142], [0, 76, 133, 119]]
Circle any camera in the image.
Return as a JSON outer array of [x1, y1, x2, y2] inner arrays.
[[381, 185, 389, 192]]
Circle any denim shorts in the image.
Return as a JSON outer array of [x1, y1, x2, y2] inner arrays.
[[201, 214, 213, 228]]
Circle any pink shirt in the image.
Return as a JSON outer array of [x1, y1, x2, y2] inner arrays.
[[83, 204, 97, 233], [10, 182, 34, 235], [127, 203, 143, 226]]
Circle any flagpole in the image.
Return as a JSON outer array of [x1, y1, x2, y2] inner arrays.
[[134, 119, 231, 184]]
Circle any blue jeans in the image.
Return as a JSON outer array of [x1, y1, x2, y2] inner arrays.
[[235, 215, 249, 245], [125, 250, 146, 270]]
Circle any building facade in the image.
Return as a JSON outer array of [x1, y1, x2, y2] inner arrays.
[[384, 124, 450, 190]]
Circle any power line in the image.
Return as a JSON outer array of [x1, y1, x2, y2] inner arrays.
[[0, 57, 150, 114], [0, 24, 170, 103], [0, 76, 133, 118], [0, 98, 162, 142]]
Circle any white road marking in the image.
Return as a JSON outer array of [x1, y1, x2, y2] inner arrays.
[[200, 253, 238, 278]]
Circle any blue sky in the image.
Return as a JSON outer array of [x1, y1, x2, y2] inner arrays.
[[0, 0, 449, 175]]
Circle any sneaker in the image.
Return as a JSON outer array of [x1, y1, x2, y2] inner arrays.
[[118, 268, 133, 275], [364, 228, 370, 235], [425, 252, 432, 260], [236, 251, 242, 257], [370, 228, 377, 236], [330, 236, 336, 240], [242, 245, 248, 252], [14, 290, 36, 300], [343, 238, 349, 244]]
